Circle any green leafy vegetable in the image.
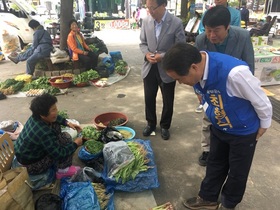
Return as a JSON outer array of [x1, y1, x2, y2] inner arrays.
[[84, 139, 104, 154], [81, 126, 101, 140], [87, 69, 100, 80], [73, 72, 89, 84]]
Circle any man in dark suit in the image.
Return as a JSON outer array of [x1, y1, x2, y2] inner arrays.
[[139, 0, 185, 140], [250, 15, 272, 36], [195, 5, 255, 166]]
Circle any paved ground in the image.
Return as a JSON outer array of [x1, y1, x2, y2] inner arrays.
[[1, 29, 280, 210]]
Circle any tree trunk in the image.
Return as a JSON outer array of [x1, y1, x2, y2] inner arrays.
[[181, 0, 189, 19], [60, 0, 74, 50]]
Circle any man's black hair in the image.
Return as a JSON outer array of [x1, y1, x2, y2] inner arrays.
[[203, 5, 231, 28], [162, 42, 202, 76]]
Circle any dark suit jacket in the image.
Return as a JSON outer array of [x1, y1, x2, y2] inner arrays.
[[195, 26, 255, 74]]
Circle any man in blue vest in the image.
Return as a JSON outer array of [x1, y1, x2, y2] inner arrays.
[[162, 42, 272, 209], [195, 5, 254, 166]]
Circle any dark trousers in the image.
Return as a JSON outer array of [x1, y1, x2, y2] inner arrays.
[[199, 126, 258, 208], [143, 64, 176, 129], [78, 51, 98, 70]]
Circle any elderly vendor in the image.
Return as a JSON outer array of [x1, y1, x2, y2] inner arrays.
[[15, 93, 85, 179]]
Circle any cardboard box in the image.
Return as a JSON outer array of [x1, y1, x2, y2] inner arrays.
[[254, 54, 280, 86], [251, 36, 268, 46]]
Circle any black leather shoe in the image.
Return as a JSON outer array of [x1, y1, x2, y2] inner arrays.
[[161, 128, 170, 140], [143, 125, 155, 136], [8, 55, 19, 64], [198, 151, 209, 166]]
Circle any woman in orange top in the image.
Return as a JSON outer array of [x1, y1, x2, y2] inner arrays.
[[67, 19, 98, 70]]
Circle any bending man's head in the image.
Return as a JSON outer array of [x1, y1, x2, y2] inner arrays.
[[203, 5, 231, 44], [162, 42, 202, 86]]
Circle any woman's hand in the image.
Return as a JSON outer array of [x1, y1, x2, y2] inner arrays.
[[83, 51, 89, 55], [67, 121, 82, 133], [74, 137, 83, 146]]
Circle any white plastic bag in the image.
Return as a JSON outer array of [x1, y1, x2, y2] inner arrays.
[[0, 21, 21, 57], [103, 141, 135, 178]]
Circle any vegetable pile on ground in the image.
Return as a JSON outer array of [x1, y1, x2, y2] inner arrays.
[[87, 69, 100, 80], [84, 140, 104, 155], [114, 141, 152, 184], [115, 60, 128, 75], [81, 126, 101, 141], [91, 182, 111, 210], [108, 118, 126, 126], [22, 77, 60, 95], [72, 72, 90, 85], [150, 202, 174, 210], [0, 79, 25, 95], [72, 70, 100, 84]]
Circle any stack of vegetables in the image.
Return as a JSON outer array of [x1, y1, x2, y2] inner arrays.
[[79, 126, 103, 159], [72, 70, 100, 85], [114, 60, 128, 75], [91, 182, 112, 210], [113, 141, 151, 184], [0, 79, 24, 95]]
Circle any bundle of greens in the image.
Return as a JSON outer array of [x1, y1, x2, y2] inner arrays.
[[81, 126, 101, 141], [87, 69, 100, 80], [88, 44, 99, 54], [72, 72, 89, 85], [0, 79, 25, 95], [22, 77, 60, 95], [84, 140, 104, 154], [115, 60, 128, 75]]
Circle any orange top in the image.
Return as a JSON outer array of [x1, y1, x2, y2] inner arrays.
[[67, 30, 90, 61]]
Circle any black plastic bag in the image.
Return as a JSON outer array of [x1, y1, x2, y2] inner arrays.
[[35, 193, 62, 210], [99, 126, 123, 144]]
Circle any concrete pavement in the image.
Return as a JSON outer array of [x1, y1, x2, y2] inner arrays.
[[1, 29, 280, 210]]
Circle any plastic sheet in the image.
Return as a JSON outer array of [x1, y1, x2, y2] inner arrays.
[[60, 178, 100, 210], [103, 139, 160, 192]]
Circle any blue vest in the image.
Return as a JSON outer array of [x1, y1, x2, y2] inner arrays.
[[195, 52, 259, 135]]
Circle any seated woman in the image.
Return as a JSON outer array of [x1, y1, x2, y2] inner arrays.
[[14, 93, 85, 179], [67, 19, 98, 70]]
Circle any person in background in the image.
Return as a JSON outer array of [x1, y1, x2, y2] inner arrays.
[[198, 0, 241, 34], [195, 5, 255, 166], [162, 42, 272, 210], [67, 19, 98, 70], [55, 2, 61, 19], [8, 19, 53, 77], [138, 6, 148, 28], [139, 0, 185, 140], [250, 15, 272, 36], [240, 1, 249, 28], [14, 93, 85, 179]]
